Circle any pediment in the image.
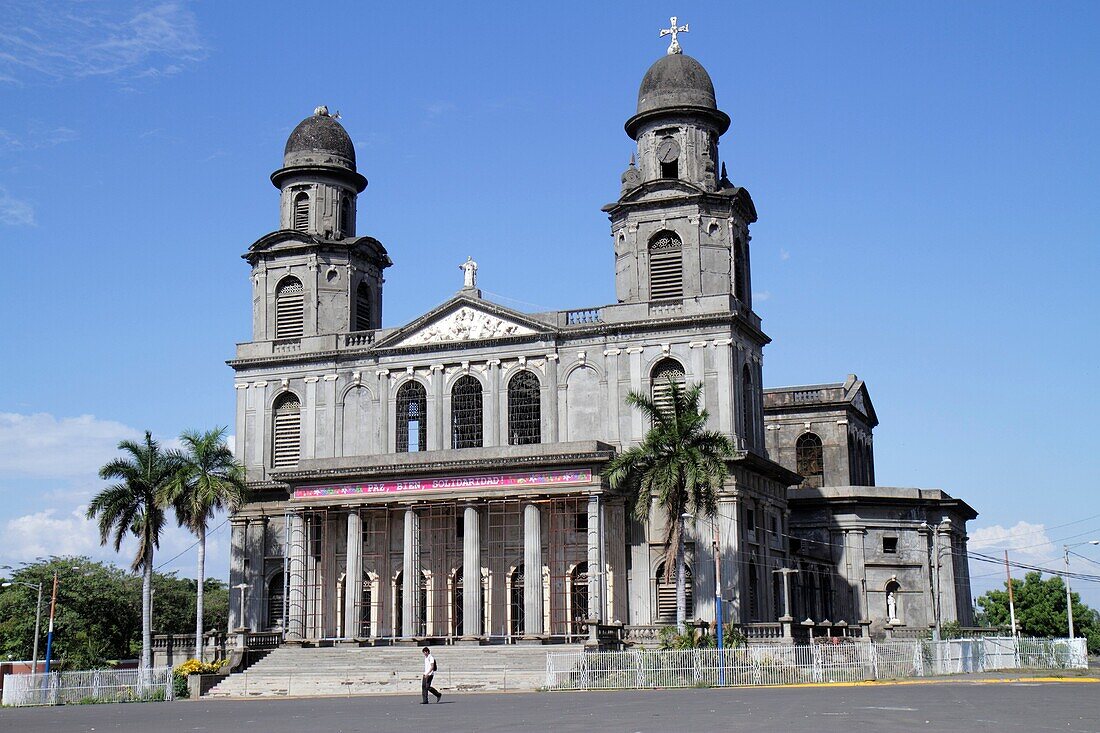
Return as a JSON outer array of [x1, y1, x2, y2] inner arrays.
[[386, 302, 543, 347]]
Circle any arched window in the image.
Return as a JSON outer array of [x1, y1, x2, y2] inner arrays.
[[796, 433, 824, 488], [275, 276, 305, 339], [885, 579, 901, 622], [451, 375, 483, 449], [734, 239, 746, 302], [266, 574, 285, 630], [341, 194, 354, 236], [747, 558, 760, 622], [360, 577, 372, 637], [453, 568, 464, 636], [395, 381, 427, 453], [741, 364, 754, 445], [507, 371, 541, 445], [272, 393, 301, 467], [650, 358, 686, 416], [393, 572, 403, 637], [354, 282, 372, 331], [570, 563, 589, 636], [292, 192, 310, 231], [509, 565, 525, 635], [648, 231, 683, 300], [655, 561, 693, 624]]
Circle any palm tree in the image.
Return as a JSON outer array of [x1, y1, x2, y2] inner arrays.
[[166, 427, 247, 661], [88, 431, 178, 676], [603, 379, 735, 633]]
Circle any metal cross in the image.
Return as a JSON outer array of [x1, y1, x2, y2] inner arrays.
[[659, 16, 689, 55]]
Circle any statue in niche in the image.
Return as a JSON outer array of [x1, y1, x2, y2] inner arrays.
[[886, 579, 900, 624]]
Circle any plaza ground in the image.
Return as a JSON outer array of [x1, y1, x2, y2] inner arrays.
[[2, 678, 1099, 733]]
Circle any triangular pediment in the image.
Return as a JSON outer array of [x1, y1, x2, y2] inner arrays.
[[380, 296, 551, 349]]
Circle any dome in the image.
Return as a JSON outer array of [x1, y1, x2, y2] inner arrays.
[[283, 106, 356, 170], [625, 54, 730, 139]]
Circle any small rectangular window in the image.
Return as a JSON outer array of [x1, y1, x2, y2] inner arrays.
[[576, 511, 588, 532], [882, 537, 898, 554], [456, 516, 464, 539], [769, 515, 779, 536], [661, 160, 678, 179], [745, 509, 756, 533]]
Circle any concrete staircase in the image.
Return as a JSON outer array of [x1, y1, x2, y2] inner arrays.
[[205, 644, 577, 698]]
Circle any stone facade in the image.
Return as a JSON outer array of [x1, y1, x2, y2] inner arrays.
[[225, 42, 976, 645]]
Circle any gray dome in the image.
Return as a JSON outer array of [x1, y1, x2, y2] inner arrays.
[[283, 108, 356, 170], [625, 54, 730, 139], [636, 53, 717, 115]]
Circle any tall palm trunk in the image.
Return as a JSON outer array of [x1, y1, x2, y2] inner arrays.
[[195, 523, 206, 662], [141, 559, 153, 681], [675, 515, 687, 634]]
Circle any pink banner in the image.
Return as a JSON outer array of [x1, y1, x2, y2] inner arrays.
[[293, 468, 593, 500]]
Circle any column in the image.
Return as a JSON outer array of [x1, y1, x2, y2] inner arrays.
[[429, 365, 444, 451], [523, 503, 544, 636], [344, 511, 362, 639], [627, 347, 644, 441], [713, 339, 733, 437], [303, 376, 318, 459], [603, 349, 621, 443], [586, 495, 604, 624], [228, 519, 247, 632], [485, 360, 499, 446], [402, 508, 419, 638], [718, 497, 740, 623], [462, 505, 482, 637], [377, 370, 391, 452], [544, 355, 559, 443], [246, 517, 266, 631], [286, 512, 307, 642], [322, 373, 339, 458], [938, 524, 959, 623]]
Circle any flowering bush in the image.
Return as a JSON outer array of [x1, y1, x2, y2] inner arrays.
[[174, 658, 227, 677]]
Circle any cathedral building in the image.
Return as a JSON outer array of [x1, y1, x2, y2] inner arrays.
[[226, 31, 975, 645]]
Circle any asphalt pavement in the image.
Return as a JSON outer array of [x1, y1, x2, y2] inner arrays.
[[1, 679, 1098, 733]]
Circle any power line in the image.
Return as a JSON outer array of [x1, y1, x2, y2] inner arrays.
[[153, 518, 229, 572]]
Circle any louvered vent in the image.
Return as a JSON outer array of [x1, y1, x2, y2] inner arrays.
[[272, 394, 301, 467], [651, 359, 686, 417], [649, 232, 683, 300], [293, 193, 310, 231], [655, 563, 693, 623], [355, 283, 371, 331], [275, 278, 304, 339]]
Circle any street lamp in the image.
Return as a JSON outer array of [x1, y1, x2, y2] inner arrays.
[[1063, 540, 1100, 639], [1, 581, 44, 674], [920, 518, 952, 642]]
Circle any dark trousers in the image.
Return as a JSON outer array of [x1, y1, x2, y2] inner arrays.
[[422, 674, 440, 702]]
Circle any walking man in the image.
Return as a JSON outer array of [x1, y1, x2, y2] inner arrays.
[[421, 646, 442, 704]]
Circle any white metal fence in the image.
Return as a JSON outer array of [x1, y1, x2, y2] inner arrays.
[[2, 667, 175, 706], [544, 637, 1088, 691]]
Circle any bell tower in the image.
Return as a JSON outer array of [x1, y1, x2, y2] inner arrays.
[[245, 106, 390, 342], [604, 23, 757, 314]]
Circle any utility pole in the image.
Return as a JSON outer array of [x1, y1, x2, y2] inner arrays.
[[1062, 540, 1099, 639], [1, 581, 44, 674], [1004, 551, 1017, 638], [43, 571, 58, 675], [712, 517, 724, 685]]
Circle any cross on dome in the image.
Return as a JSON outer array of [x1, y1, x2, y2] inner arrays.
[[659, 16, 689, 55]]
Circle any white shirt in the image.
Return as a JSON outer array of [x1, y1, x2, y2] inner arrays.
[[423, 653, 435, 675]]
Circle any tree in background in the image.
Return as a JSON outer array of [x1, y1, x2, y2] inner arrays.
[[0, 557, 229, 670], [88, 431, 179, 675], [975, 571, 1100, 653], [165, 427, 247, 660], [604, 380, 734, 633]]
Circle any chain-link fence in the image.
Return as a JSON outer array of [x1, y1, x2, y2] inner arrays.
[[2, 667, 174, 706], [544, 637, 1087, 691]]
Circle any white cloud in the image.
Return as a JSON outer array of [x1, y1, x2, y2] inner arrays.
[[780, 248, 791, 261], [0, 412, 141, 478], [0, 2, 207, 85], [753, 290, 771, 302], [969, 521, 1056, 561], [0, 186, 35, 226]]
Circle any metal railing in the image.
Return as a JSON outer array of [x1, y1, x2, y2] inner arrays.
[[544, 637, 1087, 691], [2, 667, 175, 706]]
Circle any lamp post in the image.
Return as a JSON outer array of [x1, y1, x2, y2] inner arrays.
[[920, 518, 952, 642], [1063, 540, 1100, 639], [1, 581, 44, 674]]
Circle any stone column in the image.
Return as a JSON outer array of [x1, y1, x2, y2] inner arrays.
[[713, 339, 733, 437], [344, 511, 362, 639], [938, 524, 959, 623], [228, 519, 247, 632], [603, 349, 621, 443], [402, 508, 419, 638], [303, 376, 318, 459], [246, 517, 266, 631], [486, 360, 500, 446], [377, 370, 391, 452], [462, 505, 482, 637], [586, 495, 604, 624], [429, 365, 444, 451], [523, 503, 544, 636], [286, 512, 307, 642], [544, 355, 559, 443], [627, 347, 644, 441]]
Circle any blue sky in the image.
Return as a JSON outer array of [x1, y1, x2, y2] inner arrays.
[[1, 2, 1098, 607]]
